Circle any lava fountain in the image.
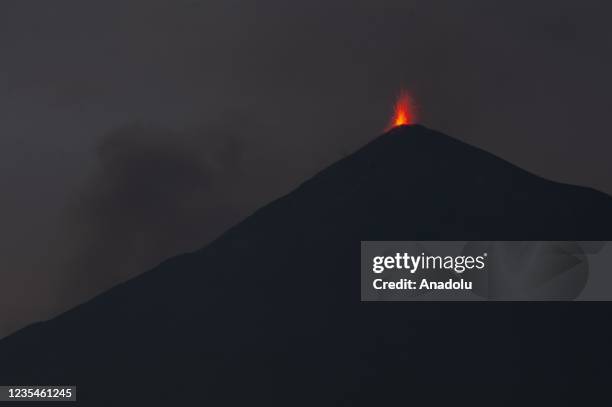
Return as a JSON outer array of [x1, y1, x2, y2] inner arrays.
[[388, 91, 416, 129]]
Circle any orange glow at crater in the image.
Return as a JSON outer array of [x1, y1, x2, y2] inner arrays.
[[388, 91, 416, 129]]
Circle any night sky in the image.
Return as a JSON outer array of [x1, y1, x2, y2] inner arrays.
[[2, 0, 612, 336]]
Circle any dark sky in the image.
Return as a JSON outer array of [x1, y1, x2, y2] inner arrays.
[[2, 0, 612, 336]]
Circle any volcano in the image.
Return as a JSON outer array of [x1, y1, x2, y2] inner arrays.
[[2, 125, 612, 405]]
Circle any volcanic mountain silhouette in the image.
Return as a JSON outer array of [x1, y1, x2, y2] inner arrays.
[[2, 125, 612, 405]]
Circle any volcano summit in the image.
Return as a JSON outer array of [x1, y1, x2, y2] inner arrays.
[[1, 125, 612, 405]]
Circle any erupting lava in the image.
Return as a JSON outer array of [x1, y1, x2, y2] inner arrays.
[[388, 91, 416, 129]]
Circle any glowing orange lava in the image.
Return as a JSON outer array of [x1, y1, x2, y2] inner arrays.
[[388, 91, 416, 129]]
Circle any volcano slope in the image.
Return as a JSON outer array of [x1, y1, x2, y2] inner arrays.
[[2, 125, 612, 405]]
